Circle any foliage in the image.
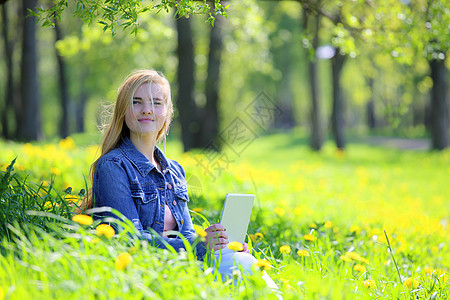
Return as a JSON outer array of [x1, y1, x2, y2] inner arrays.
[[31, 0, 229, 35], [0, 159, 74, 243], [0, 132, 449, 298]]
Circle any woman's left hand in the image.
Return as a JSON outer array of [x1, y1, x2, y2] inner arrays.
[[240, 242, 250, 254]]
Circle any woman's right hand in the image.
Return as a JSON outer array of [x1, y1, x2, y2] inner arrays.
[[204, 223, 228, 251]]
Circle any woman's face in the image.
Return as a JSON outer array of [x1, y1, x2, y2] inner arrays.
[[125, 82, 167, 139]]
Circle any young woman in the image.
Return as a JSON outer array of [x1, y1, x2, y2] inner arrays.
[[88, 70, 274, 284]]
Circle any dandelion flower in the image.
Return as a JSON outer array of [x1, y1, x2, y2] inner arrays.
[[228, 241, 244, 251], [304, 234, 316, 242], [297, 249, 309, 257], [424, 267, 434, 275], [43, 201, 53, 210], [274, 207, 285, 216], [403, 277, 419, 289], [350, 225, 361, 234], [194, 225, 207, 238], [254, 259, 271, 271], [363, 280, 376, 288], [255, 232, 264, 239], [346, 252, 362, 260], [353, 264, 367, 273], [192, 207, 203, 213], [309, 223, 317, 229], [340, 255, 351, 262], [72, 214, 93, 226], [279, 245, 291, 254], [96, 224, 115, 239], [324, 221, 333, 229], [50, 167, 61, 176], [115, 252, 132, 270]]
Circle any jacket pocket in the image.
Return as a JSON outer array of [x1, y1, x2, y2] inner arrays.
[[175, 185, 190, 202], [131, 185, 158, 204]]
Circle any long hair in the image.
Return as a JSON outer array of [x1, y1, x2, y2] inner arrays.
[[77, 69, 173, 213]]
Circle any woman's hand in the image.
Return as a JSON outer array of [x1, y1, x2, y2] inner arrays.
[[204, 224, 228, 251], [240, 242, 250, 254]]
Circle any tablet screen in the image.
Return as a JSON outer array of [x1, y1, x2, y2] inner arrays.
[[219, 194, 254, 244]]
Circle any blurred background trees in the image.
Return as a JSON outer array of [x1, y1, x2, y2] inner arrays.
[[0, 0, 448, 150]]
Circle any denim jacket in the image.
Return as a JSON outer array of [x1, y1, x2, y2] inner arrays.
[[92, 137, 207, 260]]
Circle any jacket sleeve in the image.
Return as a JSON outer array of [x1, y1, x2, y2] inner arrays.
[[92, 158, 207, 260]]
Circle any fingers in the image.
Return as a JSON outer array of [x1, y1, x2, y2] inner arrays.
[[204, 224, 229, 250], [214, 243, 228, 251], [205, 223, 226, 232]]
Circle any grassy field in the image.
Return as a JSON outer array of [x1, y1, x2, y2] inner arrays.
[[0, 131, 449, 299]]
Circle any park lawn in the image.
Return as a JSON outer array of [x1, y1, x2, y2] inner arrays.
[[0, 131, 449, 299]]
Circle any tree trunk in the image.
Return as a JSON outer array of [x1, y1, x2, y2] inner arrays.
[[175, 14, 198, 152], [307, 12, 323, 151], [331, 50, 346, 150], [1, 3, 14, 139], [200, 13, 224, 147], [366, 77, 376, 130], [18, 0, 41, 141], [429, 58, 448, 150], [54, 19, 70, 138]]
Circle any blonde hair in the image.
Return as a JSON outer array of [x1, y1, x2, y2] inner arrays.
[[78, 69, 173, 212]]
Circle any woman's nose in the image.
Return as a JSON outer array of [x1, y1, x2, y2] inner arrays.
[[141, 103, 153, 115]]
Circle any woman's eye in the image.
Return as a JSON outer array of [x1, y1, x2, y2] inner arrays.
[[133, 100, 141, 105], [153, 101, 163, 106]]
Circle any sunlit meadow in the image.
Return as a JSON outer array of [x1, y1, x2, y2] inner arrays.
[[0, 131, 449, 299]]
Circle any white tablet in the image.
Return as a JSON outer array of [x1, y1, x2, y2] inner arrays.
[[219, 193, 254, 244]]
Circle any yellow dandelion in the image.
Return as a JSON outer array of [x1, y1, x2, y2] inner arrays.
[[72, 214, 93, 226], [255, 232, 264, 239], [59, 137, 76, 150], [340, 255, 351, 262], [303, 234, 316, 242], [96, 224, 115, 239], [194, 225, 207, 238], [228, 241, 244, 252], [293, 207, 302, 215], [279, 278, 292, 290], [274, 207, 285, 217], [309, 223, 317, 229], [324, 221, 333, 229], [279, 245, 291, 254], [192, 207, 203, 213], [50, 167, 61, 176], [403, 277, 419, 289], [424, 267, 434, 275], [254, 259, 271, 271], [249, 234, 256, 241], [115, 252, 132, 270], [350, 225, 361, 234], [0, 286, 4, 300], [43, 201, 53, 210], [363, 280, 376, 288], [353, 264, 367, 273], [345, 251, 369, 264], [346, 252, 362, 260], [297, 249, 310, 257]]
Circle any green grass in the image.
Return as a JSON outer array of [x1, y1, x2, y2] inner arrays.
[[0, 131, 449, 299]]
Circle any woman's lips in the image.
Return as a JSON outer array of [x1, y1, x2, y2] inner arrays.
[[138, 119, 154, 122]]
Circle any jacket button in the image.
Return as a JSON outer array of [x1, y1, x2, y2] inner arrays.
[[167, 183, 172, 189], [172, 200, 177, 206], [181, 219, 184, 225]]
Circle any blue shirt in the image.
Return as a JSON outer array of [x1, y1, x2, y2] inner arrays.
[[92, 137, 207, 260]]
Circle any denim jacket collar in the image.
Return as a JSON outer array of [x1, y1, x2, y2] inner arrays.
[[119, 136, 169, 177]]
